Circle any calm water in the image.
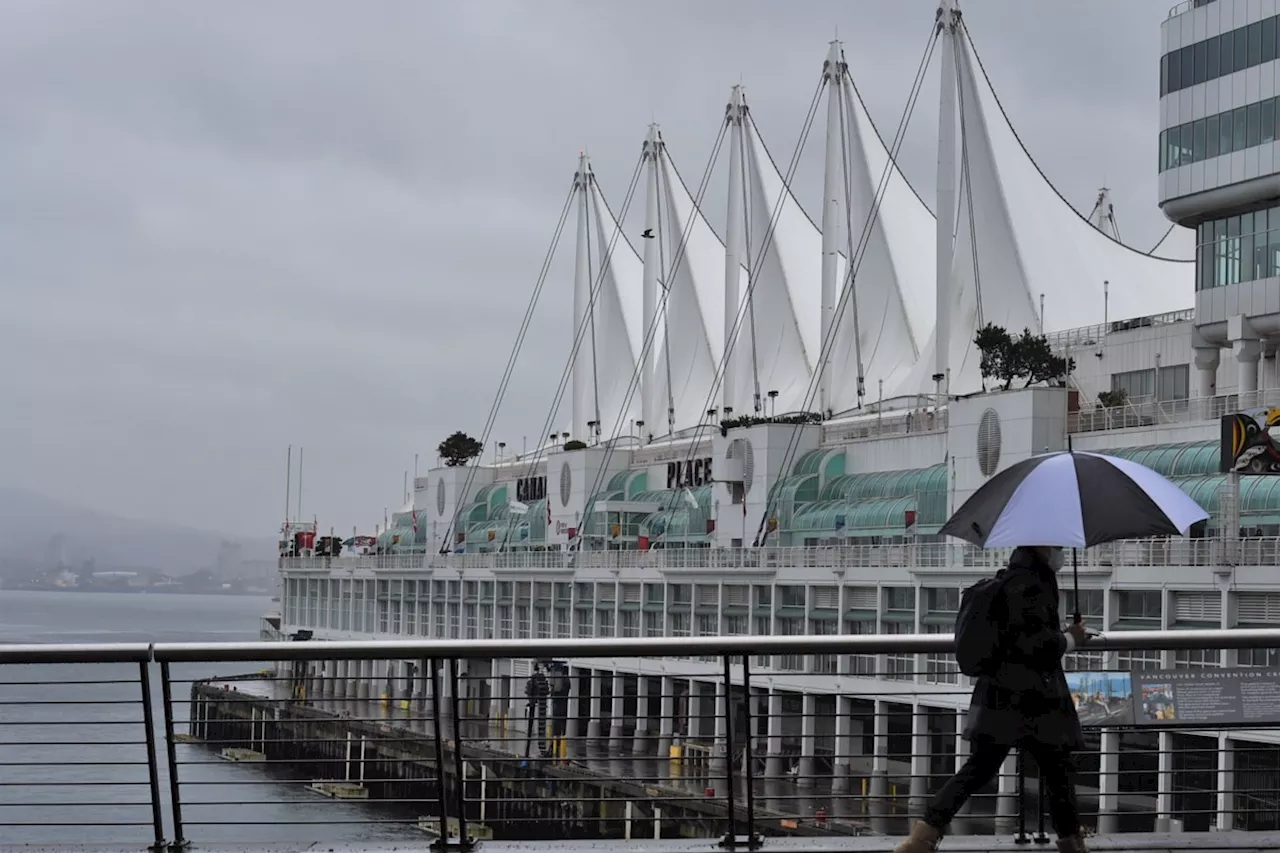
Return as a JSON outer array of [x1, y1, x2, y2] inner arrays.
[[0, 590, 422, 846]]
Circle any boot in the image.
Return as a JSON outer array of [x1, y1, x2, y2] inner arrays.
[[1056, 835, 1089, 853], [892, 820, 942, 853]]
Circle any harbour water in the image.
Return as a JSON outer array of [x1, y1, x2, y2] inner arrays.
[[0, 590, 423, 846]]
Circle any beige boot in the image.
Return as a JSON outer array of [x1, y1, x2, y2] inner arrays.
[[1056, 835, 1089, 853], [892, 820, 942, 853]]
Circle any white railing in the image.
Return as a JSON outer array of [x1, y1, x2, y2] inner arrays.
[[821, 408, 948, 444], [1045, 309, 1195, 351], [281, 535, 1279, 574], [1069, 387, 1280, 435]]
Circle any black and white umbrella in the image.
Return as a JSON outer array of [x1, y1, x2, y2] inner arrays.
[[941, 450, 1209, 621], [941, 450, 1208, 549]]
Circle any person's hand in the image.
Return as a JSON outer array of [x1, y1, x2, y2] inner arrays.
[[1067, 621, 1090, 645]]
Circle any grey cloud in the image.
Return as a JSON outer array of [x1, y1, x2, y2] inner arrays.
[[0, 0, 1178, 538]]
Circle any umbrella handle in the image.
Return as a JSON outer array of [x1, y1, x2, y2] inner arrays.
[[1072, 547, 1082, 625]]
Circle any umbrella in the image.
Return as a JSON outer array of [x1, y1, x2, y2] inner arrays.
[[941, 449, 1209, 620]]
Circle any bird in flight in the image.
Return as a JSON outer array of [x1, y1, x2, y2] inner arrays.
[[641, 228, 654, 239]]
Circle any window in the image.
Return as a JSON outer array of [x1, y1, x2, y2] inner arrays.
[[1196, 205, 1280, 290], [1159, 364, 1190, 401], [1206, 114, 1220, 158], [1117, 590, 1162, 624], [1164, 15, 1280, 97], [1112, 368, 1155, 400]]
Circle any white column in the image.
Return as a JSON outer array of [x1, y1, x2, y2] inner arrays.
[[764, 691, 786, 809], [633, 676, 651, 756], [907, 703, 930, 815], [831, 696, 853, 814], [1195, 346, 1220, 400], [721, 85, 746, 416], [868, 699, 891, 833], [818, 39, 845, 416], [571, 152, 592, 440], [657, 675, 675, 770], [1235, 338, 1261, 397], [610, 672, 627, 776], [712, 679, 729, 787], [1216, 734, 1235, 832], [797, 693, 817, 788], [640, 126, 661, 437], [1097, 730, 1121, 834], [565, 668, 581, 758], [1155, 731, 1176, 831], [933, 0, 960, 398]]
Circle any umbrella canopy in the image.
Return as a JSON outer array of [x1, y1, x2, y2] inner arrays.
[[941, 451, 1210, 549]]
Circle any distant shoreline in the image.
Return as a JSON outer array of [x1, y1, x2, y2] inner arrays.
[[1, 585, 272, 597]]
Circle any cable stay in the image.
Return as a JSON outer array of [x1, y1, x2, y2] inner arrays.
[[461, 151, 646, 554], [437, 179, 578, 553], [960, 20, 1178, 262], [676, 80, 826, 470], [576, 123, 731, 537], [751, 22, 939, 548]]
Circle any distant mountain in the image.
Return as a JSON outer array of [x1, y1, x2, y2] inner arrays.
[[0, 485, 276, 574]]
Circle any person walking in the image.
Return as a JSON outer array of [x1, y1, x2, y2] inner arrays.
[[894, 545, 1092, 853]]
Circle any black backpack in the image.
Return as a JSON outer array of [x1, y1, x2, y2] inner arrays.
[[954, 571, 1011, 677]]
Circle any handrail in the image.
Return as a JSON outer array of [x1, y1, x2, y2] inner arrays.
[[3, 630, 1280, 665]]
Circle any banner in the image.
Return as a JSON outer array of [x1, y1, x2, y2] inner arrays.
[[1131, 668, 1280, 726], [1066, 671, 1134, 727]]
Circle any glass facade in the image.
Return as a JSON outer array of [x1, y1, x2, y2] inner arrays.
[[1194, 206, 1280, 290], [1159, 94, 1279, 172], [1161, 12, 1278, 97]]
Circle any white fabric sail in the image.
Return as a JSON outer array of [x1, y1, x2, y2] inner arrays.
[[901, 31, 1196, 397], [828, 82, 937, 407], [652, 151, 733, 433], [583, 173, 644, 436], [731, 118, 821, 415]]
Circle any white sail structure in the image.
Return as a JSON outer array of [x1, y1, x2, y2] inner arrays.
[[826, 67, 937, 408], [646, 136, 735, 435], [571, 154, 644, 441], [901, 17, 1195, 397]]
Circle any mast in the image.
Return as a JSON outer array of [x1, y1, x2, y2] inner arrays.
[[819, 40, 844, 416], [934, 0, 960, 403], [722, 85, 746, 417], [641, 125, 662, 439], [572, 152, 592, 441], [296, 446, 304, 524], [283, 445, 292, 528]]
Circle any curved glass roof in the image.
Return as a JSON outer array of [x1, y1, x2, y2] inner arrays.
[[791, 496, 917, 535], [1105, 441, 1218, 477], [820, 464, 947, 503]]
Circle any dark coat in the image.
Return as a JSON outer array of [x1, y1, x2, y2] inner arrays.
[[961, 548, 1085, 751]]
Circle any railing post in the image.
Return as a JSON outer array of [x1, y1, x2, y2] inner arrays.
[[138, 662, 167, 852], [427, 658, 453, 852], [447, 659, 473, 852], [719, 655, 737, 846], [158, 661, 187, 850]]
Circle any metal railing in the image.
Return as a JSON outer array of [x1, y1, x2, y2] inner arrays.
[[282, 535, 1280, 573], [1068, 387, 1280, 435], [5, 631, 1280, 850]]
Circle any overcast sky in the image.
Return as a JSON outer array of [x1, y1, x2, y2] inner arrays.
[[0, 0, 1179, 538]]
